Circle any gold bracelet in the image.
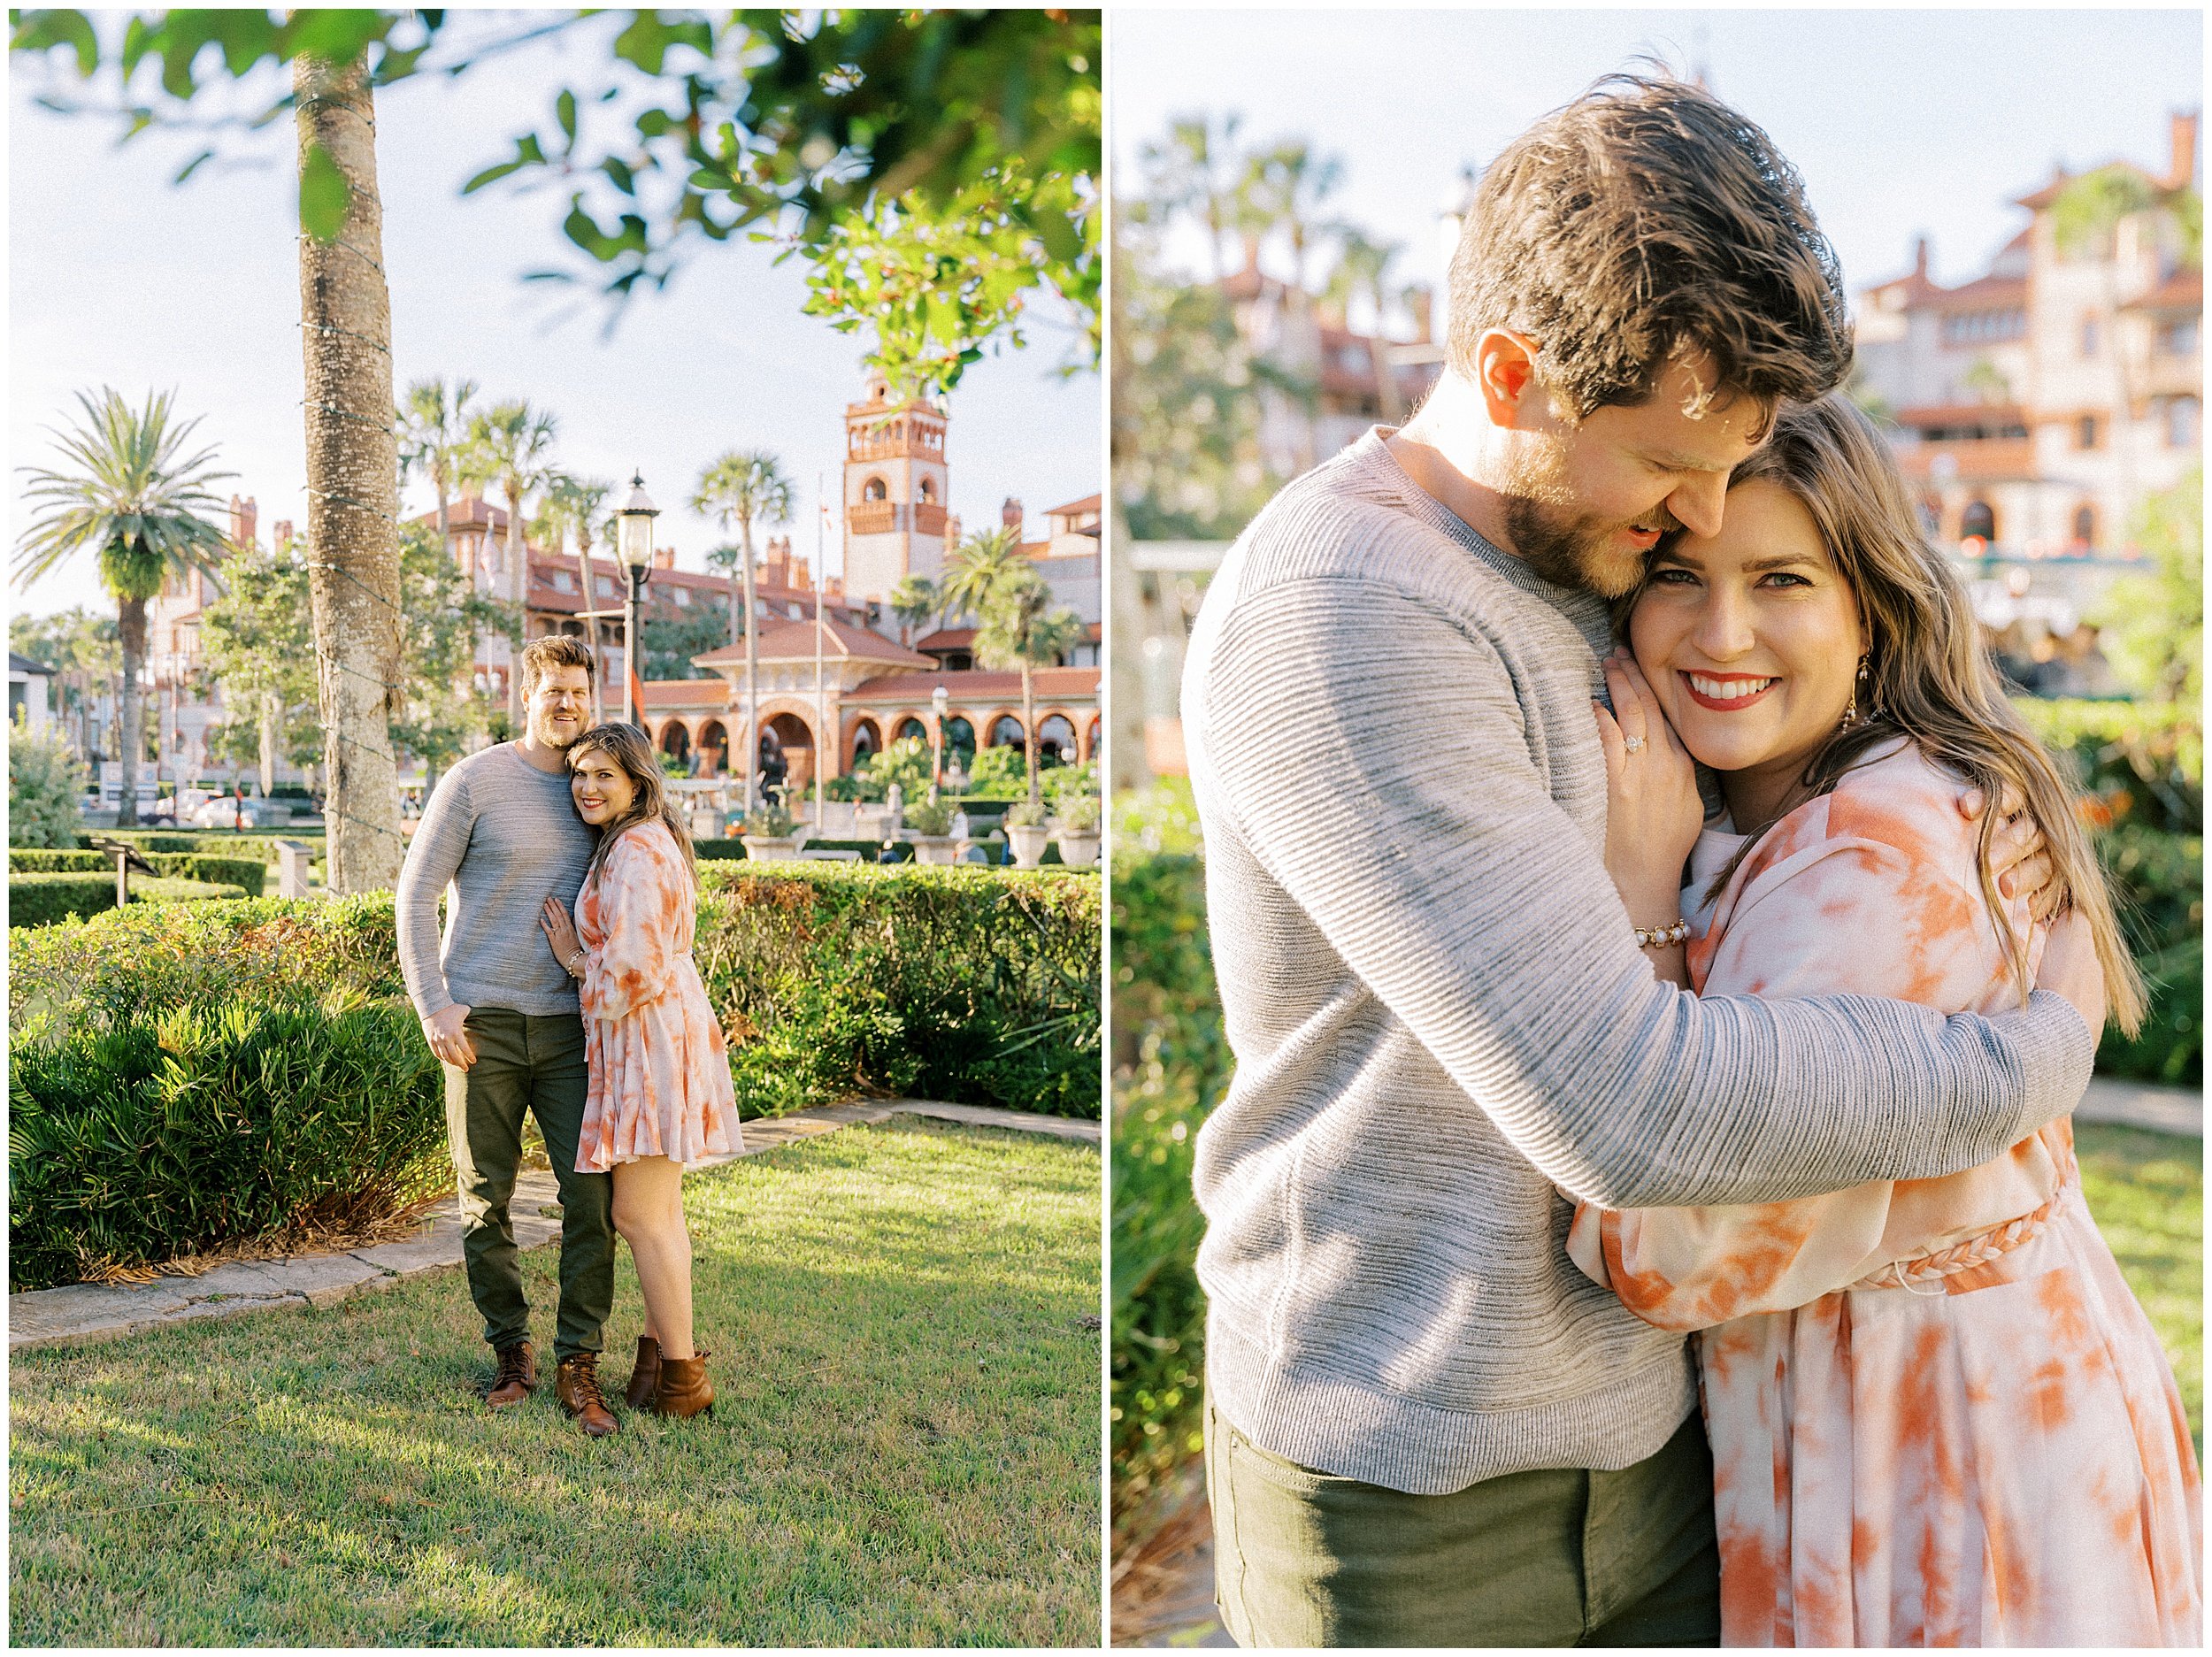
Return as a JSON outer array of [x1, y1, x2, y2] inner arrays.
[[1633, 919, 1689, 949]]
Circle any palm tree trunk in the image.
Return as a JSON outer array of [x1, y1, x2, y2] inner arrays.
[[259, 687, 278, 795], [434, 478, 450, 564], [1021, 657, 1041, 805], [573, 527, 603, 726], [296, 50, 403, 894], [115, 593, 147, 825], [505, 481, 526, 726], [741, 515, 759, 810]]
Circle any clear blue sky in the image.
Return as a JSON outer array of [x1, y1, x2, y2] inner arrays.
[[10, 14, 1102, 620], [1112, 8, 2203, 319]]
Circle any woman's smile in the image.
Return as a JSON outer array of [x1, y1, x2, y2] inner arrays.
[[1679, 671, 1779, 711]]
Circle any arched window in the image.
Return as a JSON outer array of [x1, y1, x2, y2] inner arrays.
[[988, 714, 1026, 749], [1037, 715, 1076, 767], [943, 716, 976, 759], [1086, 717, 1101, 762], [1959, 501, 1996, 542], [849, 718, 881, 767], [895, 717, 928, 744], [863, 475, 888, 502], [2071, 505, 2097, 549], [658, 722, 691, 764], [918, 476, 938, 503], [696, 720, 726, 779]]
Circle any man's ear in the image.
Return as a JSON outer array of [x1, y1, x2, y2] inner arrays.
[[1474, 330, 1543, 428]]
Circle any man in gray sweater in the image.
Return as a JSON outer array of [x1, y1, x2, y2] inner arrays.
[[1182, 75, 2104, 1645], [397, 635, 619, 1437]]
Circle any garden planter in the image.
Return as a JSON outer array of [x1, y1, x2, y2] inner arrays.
[[1054, 829, 1102, 869], [744, 834, 803, 863], [1006, 824, 1051, 870], [910, 835, 959, 866]]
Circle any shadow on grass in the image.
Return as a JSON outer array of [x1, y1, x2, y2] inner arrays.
[[11, 1119, 1102, 1647]]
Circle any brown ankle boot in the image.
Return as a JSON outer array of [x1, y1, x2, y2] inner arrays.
[[654, 1350, 715, 1419], [555, 1353, 618, 1437], [624, 1335, 662, 1411], [485, 1339, 536, 1409]]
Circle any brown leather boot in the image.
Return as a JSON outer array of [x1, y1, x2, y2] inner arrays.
[[654, 1350, 714, 1419], [485, 1339, 536, 1409], [555, 1353, 618, 1437], [623, 1335, 661, 1411]]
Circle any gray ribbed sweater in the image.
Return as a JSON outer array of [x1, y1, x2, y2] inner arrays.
[[396, 742, 596, 1020], [1181, 430, 2094, 1495]]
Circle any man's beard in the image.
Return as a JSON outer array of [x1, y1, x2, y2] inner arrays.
[[1496, 448, 1681, 598]]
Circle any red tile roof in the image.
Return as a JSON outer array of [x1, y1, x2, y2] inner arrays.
[[844, 666, 1100, 702], [1046, 493, 1102, 517], [2119, 270, 2204, 312], [691, 617, 933, 669]]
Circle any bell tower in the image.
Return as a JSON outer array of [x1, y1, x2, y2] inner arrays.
[[842, 371, 950, 605]]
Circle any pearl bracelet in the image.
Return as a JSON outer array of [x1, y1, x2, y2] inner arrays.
[[1633, 919, 1689, 949], [566, 950, 588, 978]]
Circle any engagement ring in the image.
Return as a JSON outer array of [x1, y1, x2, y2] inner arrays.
[[1624, 734, 1646, 754]]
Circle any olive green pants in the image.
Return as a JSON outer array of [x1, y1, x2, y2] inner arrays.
[[1206, 1393, 1721, 1647], [443, 1007, 615, 1363]]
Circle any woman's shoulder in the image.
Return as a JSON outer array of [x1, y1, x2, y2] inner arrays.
[[603, 817, 683, 874], [1762, 738, 1977, 877]]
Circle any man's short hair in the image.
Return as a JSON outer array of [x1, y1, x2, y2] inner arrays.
[[1447, 72, 1852, 421], [518, 633, 595, 701]]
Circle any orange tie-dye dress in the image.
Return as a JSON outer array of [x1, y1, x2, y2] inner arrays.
[[572, 817, 741, 1173], [1569, 739, 2201, 1647]]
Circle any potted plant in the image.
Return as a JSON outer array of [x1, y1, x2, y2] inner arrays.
[[1002, 799, 1051, 870], [1052, 793, 1102, 869], [904, 796, 957, 864], [740, 800, 803, 863]]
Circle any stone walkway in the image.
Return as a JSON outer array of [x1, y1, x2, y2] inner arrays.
[[9, 1099, 1099, 1354]]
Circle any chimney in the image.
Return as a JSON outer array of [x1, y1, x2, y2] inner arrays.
[[652, 545, 674, 571], [228, 494, 257, 548], [1913, 235, 1931, 282], [791, 553, 811, 591], [2171, 111, 2200, 189], [1002, 496, 1023, 533], [273, 519, 295, 555]]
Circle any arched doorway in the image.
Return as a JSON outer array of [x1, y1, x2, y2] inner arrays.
[[658, 721, 692, 771], [696, 719, 727, 779], [1085, 717, 1101, 763], [943, 715, 976, 763], [1960, 500, 1996, 542], [894, 716, 927, 745], [762, 712, 815, 796], [1037, 714, 1076, 767], [987, 714, 1025, 749], [849, 717, 881, 771]]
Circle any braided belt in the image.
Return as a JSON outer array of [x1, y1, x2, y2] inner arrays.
[[1846, 1178, 2071, 1298]]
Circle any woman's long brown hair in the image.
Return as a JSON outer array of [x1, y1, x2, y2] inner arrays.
[[567, 721, 698, 891], [1623, 393, 2146, 1034]]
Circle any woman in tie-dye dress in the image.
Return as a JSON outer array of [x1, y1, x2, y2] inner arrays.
[[540, 722, 739, 1422], [1571, 395, 2199, 1646]]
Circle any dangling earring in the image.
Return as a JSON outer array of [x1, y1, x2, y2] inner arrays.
[[1840, 654, 1871, 730]]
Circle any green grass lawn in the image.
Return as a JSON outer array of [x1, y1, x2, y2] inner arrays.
[[2075, 1120, 2202, 1454], [11, 1118, 1101, 1647]]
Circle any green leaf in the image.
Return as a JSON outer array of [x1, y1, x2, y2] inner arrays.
[[298, 137, 349, 242], [556, 87, 576, 142]]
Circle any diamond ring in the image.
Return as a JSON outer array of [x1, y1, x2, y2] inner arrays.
[[1623, 734, 1646, 755]]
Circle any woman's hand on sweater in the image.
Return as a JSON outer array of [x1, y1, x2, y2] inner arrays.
[[1593, 648, 1703, 931], [540, 896, 584, 977]]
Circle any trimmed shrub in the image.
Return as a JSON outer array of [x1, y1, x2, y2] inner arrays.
[[10, 850, 110, 873], [695, 838, 747, 862], [2096, 824, 2203, 1085], [147, 853, 268, 898], [9, 988, 447, 1291], [7, 875, 250, 930], [696, 863, 1101, 1119]]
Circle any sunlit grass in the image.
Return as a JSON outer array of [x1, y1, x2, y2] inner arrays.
[[2076, 1120, 2202, 1454], [11, 1118, 1102, 1647]]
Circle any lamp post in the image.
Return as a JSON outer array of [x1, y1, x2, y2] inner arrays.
[[930, 683, 949, 804], [616, 472, 659, 730]]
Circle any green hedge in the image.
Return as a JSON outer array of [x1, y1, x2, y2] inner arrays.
[[9, 988, 446, 1291], [10, 850, 109, 872], [15, 848, 267, 896], [12, 869, 1102, 1125], [695, 863, 1101, 1120], [7, 874, 250, 930], [2096, 824, 2203, 1085]]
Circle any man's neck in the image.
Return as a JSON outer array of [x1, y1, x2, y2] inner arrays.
[[514, 733, 569, 774], [1384, 372, 1522, 557]]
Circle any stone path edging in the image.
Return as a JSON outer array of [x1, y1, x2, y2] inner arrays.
[[9, 1099, 1099, 1354]]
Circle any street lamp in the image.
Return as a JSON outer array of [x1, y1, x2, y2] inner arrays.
[[616, 472, 659, 729], [930, 683, 949, 804]]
